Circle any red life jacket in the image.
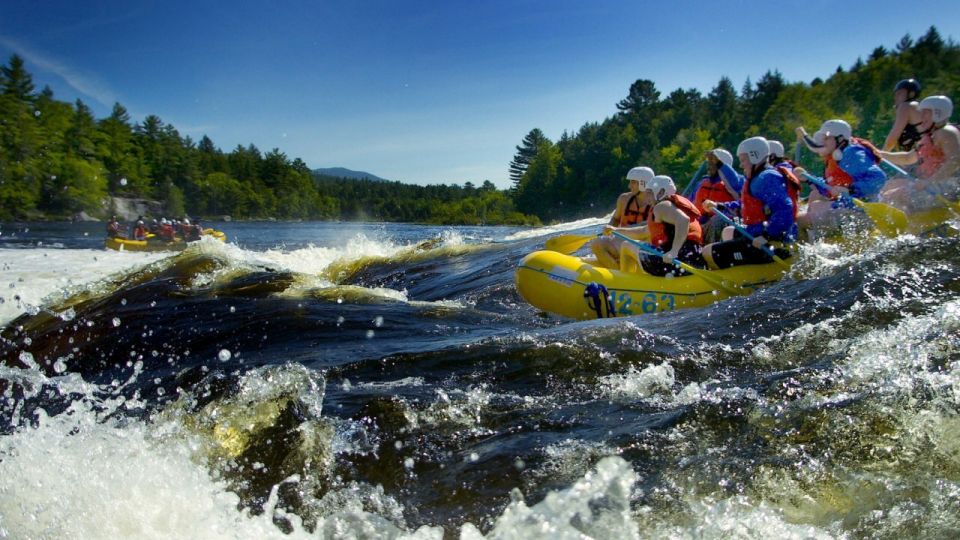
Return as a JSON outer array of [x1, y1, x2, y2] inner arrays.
[[647, 194, 703, 248], [159, 224, 176, 241], [740, 166, 801, 226], [917, 130, 946, 179], [693, 176, 736, 215], [619, 193, 646, 226]]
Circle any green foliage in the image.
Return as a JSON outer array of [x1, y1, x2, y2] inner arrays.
[[0, 54, 536, 225], [508, 26, 960, 222]]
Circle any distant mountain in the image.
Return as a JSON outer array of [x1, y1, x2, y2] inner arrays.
[[312, 167, 389, 182]]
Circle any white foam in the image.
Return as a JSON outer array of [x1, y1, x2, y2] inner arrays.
[[503, 216, 608, 242], [0, 248, 168, 326], [464, 456, 639, 540]]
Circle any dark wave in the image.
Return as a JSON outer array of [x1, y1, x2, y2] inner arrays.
[[2, 227, 960, 536]]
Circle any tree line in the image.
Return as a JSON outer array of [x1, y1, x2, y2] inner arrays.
[[3, 26, 957, 227], [510, 26, 960, 222], [0, 56, 538, 225]]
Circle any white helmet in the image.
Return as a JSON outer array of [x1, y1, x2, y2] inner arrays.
[[644, 175, 676, 200], [626, 166, 655, 184], [711, 148, 734, 168], [819, 119, 852, 141], [737, 136, 770, 165], [920, 95, 953, 124], [767, 140, 785, 158]]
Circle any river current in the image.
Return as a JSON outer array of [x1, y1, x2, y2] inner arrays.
[[0, 219, 958, 539]]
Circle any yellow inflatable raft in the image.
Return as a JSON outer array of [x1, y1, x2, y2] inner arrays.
[[105, 229, 227, 252], [515, 250, 790, 320]]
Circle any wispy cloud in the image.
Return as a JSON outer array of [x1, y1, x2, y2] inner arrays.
[[0, 35, 117, 107]]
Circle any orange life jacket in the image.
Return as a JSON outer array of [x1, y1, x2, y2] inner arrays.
[[693, 176, 736, 215], [619, 193, 647, 226], [647, 194, 703, 248], [740, 166, 801, 225], [917, 130, 946, 179], [824, 155, 853, 188]]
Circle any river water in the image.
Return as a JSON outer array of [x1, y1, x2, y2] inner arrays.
[[0, 219, 958, 539]]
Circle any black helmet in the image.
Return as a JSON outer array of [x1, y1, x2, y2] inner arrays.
[[894, 78, 921, 99]]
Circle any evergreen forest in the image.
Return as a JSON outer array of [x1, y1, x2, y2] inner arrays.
[[1, 26, 958, 226], [510, 26, 960, 222]]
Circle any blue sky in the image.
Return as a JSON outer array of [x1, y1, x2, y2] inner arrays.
[[2, 1, 959, 188]]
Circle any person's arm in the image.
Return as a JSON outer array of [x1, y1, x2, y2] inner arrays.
[[878, 149, 918, 167], [796, 126, 826, 155], [883, 103, 912, 151], [750, 174, 795, 241], [653, 201, 690, 261], [839, 146, 886, 199], [607, 193, 627, 226], [717, 162, 744, 194]]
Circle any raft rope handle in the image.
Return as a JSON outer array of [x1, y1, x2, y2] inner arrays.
[[583, 282, 616, 318]]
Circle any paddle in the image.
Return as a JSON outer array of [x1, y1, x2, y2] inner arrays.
[[544, 233, 598, 255], [799, 171, 907, 236], [880, 157, 960, 214], [709, 211, 792, 269], [611, 231, 744, 296], [681, 161, 707, 199]]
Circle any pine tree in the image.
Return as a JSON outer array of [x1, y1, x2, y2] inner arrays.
[[1, 55, 35, 102], [508, 128, 548, 187], [616, 79, 660, 117]]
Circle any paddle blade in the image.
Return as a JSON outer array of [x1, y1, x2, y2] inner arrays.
[[854, 199, 908, 237], [544, 234, 595, 255]]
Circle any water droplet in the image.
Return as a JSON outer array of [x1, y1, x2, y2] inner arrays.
[[120, 298, 127, 306], [19, 351, 37, 369], [373, 316, 384, 328], [365, 330, 375, 339], [218, 349, 232, 362], [112, 317, 121, 327], [468, 452, 479, 462], [119, 177, 128, 186], [229, 306, 236, 313], [53, 358, 67, 373], [404, 457, 415, 469]]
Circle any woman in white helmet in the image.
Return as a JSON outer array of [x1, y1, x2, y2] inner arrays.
[[879, 95, 960, 211], [590, 166, 655, 268], [618, 175, 705, 276], [793, 119, 886, 235], [702, 136, 800, 269]]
